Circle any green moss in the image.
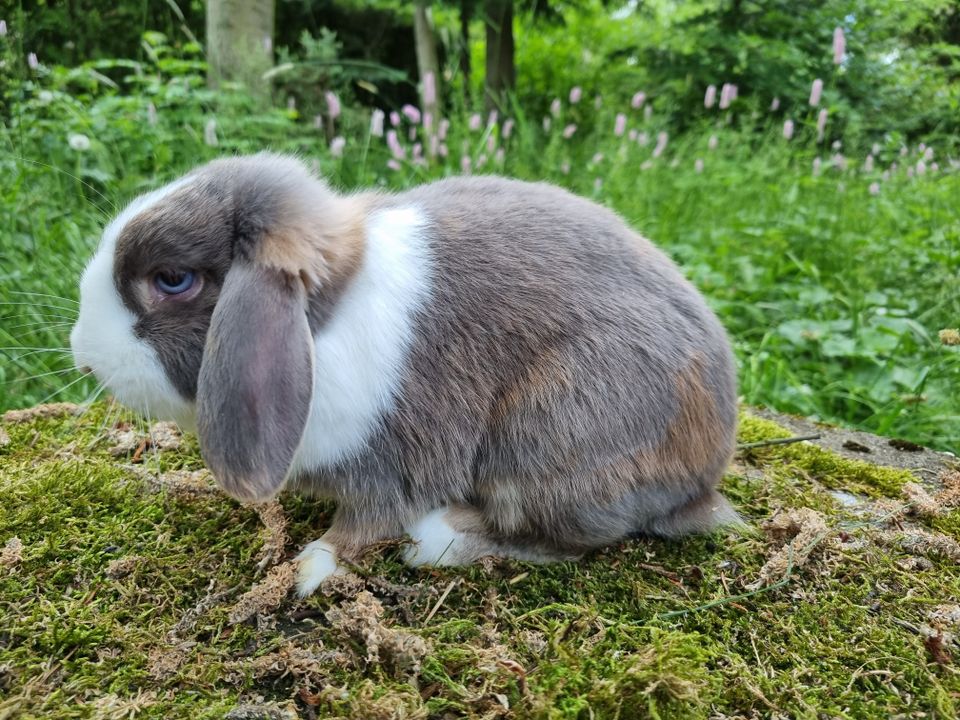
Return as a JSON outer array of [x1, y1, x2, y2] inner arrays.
[[738, 413, 919, 497], [0, 404, 958, 719]]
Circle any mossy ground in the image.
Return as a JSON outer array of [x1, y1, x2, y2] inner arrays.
[[1, 404, 958, 719]]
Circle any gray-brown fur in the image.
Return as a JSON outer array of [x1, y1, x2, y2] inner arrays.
[[297, 175, 738, 557], [106, 154, 738, 564]]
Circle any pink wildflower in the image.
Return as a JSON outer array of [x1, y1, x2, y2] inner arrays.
[[325, 91, 341, 120], [816, 109, 828, 142], [439, 119, 450, 140], [550, 99, 561, 117], [770, 97, 780, 111], [502, 119, 514, 139], [423, 112, 433, 131], [562, 124, 577, 139], [0, 20, 7, 36], [916, 160, 927, 175], [487, 110, 499, 128], [387, 159, 401, 172], [869, 182, 880, 195], [628, 129, 637, 141], [423, 71, 436, 106], [330, 136, 346, 157], [695, 158, 704, 174], [708, 134, 719, 150], [704, 85, 717, 109], [719, 83, 733, 109], [614, 113, 627, 137], [833, 27, 845, 65], [644, 105, 653, 121], [439, 143, 448, 157], [864, 155, 874, 172], [569, 86, 582, 104], [390, 111, 400, 127], [543, 117, 552, 132], [591, 152, 604, 164], [402, 104, 421, 124], [27, 52, 38, 70], [652, 131, 668, 158], [408, 127, 417, 141], [637, 132, 649, 146], [632, 91, 646, 109], [469, 113, 482, 131], [487, 134, 496, 153], [783, 120, 794, 140], [460, 155, 472, 174], [809, 78, 823, 106], [386, 130, 406, 160]]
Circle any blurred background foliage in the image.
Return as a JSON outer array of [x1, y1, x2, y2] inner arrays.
[[0, 0, 958, 452]]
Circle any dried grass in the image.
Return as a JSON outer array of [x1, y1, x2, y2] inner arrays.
[[0, 537, 23, 568], [746, 508, 831, 590], [228, 562, 296, 625], [2, 403, 82, 423], [325, 591, 430, 677]]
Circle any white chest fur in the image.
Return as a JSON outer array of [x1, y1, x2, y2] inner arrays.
[[290, 206, 431, 473]]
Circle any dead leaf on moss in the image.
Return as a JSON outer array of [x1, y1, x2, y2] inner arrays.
[[147, 642, 195, 681], [1, 537, 23, 568], [902, 482, 942, 518], [746, 508, 832, 590], [224, 702, 299, 720], [129, 467, 221, 500], [109, 421, 182, 458], [225, 642, 349, 686], [228, 562, 296, 625], [105, 555, 143, 579], [325, 591, 430, 676], [877, 526, 960, 563], [168, 580, 240, 641], [88, 690, 159, 719], [936, 470, 960, 508], [2, 402, 82, 423]]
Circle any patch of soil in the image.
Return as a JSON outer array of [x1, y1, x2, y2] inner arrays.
[[750, 408, 956, 482]]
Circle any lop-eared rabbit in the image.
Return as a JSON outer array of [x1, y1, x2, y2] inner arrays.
[[71, 154, 739, 596]]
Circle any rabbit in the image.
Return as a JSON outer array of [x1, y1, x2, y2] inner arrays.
[[70, 152, 740, 596]]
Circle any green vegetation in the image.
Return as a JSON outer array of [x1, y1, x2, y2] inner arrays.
[[1, 3, 959, 714], [1, 405, 958, 718]]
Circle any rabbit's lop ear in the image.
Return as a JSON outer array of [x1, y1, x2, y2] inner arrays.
[[196, 262, 313, 503]]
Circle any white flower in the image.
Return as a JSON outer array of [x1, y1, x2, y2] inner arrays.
[[68, 133, 91, 151], [330, 136, 346, 157]]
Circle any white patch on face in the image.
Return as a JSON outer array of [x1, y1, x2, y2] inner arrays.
[[294, 539, 341, 597], [70, 179, 197, 428], [290, 205, 432, 473]]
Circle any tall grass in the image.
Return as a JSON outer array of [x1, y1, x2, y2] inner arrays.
[[1, 30, 958, 452]]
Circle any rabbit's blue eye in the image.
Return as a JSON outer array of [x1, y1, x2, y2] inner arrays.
[[154, 270, 196, 295]]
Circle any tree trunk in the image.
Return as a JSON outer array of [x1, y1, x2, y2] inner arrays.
[[459, 0, 473, 96], [484, 0, 514, 112], [206, 0, 275, 102], [413, 0, 442, 154]]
